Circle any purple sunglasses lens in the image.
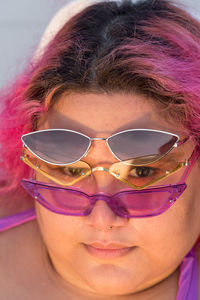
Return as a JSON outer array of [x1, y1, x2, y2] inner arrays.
[[113, 184, 186, 217], [22, 130, 90, 164], [21, 179, 186, 218], [21, 179, 92, 216], [108, 130, 178, 161]]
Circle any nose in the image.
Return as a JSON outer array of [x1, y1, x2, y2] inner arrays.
[[82, 140, 128, 231], [83, 138, 129, 230], [85, 199, 128, 230]]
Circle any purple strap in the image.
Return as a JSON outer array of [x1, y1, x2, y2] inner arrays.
[[0, 208, 198, 300], [177, 247, 198, 300], [0, 207, 36, 232]]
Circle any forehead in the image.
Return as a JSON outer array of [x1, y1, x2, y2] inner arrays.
[[38, 92, 184, 136]]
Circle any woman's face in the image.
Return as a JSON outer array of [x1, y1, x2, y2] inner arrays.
[[35, 92, 200, 297]]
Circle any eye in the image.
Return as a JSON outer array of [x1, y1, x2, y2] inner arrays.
[[129, 167, 154, 178]]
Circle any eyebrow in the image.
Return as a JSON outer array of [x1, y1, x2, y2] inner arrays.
[[46, 111, 170, 136], [47, 114, 98, 136]]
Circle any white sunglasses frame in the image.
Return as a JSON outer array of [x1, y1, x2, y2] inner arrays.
[[21, 128, 182, 166]]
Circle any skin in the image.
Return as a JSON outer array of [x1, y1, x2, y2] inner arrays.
[[34, 92, 200, 299]]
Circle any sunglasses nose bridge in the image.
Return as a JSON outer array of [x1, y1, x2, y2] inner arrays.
[[92, 166, 110, 173], [91, 137, 107, 141], [89, 166, 128, 194], [91, 194, 120, 215], [92, 193, 110, 203]]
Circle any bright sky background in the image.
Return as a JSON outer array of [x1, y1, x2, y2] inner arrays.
[[0, 0, 200, 88]]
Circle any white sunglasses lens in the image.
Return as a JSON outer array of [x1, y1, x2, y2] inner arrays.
[[22, 130, 90, 164], [108, 130, 178, 162]]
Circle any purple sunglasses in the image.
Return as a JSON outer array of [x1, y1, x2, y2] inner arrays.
[[21, 145, 199, 218]]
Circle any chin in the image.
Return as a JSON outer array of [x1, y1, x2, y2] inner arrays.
[[84, 265, 140, 296]]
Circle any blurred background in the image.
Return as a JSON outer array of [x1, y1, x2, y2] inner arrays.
[[0, 0, 200, 88]]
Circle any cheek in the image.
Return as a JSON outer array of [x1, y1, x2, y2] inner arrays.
[[132, 184, 200, 268], [35, 202, 83, 259]]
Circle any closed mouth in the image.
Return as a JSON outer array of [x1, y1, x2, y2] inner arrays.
[[84, 242, 135, 259]]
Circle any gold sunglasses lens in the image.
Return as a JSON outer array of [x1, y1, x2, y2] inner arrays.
[[23, 150, 91, 186], [109, 152, 186, 189], [41, 161, 91, 184]]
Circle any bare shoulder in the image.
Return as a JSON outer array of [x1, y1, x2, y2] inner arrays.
[[0, 220, 50, 299]]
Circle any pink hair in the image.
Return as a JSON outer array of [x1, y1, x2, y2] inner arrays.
[[0, 71, 47, 204], [1, 0, 200, 206]]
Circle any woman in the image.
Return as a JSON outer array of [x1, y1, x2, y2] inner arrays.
[[0, 0, 200, 299]]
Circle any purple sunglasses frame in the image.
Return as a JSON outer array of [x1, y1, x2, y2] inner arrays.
[[21, 145, 200, 218]]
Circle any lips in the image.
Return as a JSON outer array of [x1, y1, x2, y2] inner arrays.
[[84, 242, 135, 259]]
